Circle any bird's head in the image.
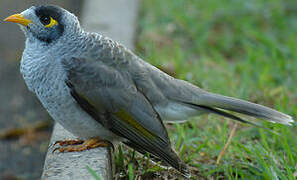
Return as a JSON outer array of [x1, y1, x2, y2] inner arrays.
[[4, 5, 81, 44]]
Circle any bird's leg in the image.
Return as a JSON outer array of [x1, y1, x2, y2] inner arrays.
[[53, 138, 112, 153]]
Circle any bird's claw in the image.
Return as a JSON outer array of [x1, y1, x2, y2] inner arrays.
[[51, 138, 113, 153], [53, 139, 84, 146]]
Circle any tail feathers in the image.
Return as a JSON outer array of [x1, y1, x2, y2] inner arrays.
[[186, 103, 279, 134], [187, 103, 262, 127], [197, 92, 294, 125]]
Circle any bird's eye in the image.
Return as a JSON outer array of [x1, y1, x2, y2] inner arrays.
[[40, 16, 58, 28], [40, 16, 51, 25]]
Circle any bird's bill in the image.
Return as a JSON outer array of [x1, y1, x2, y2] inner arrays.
[[4, 14, 32, 26]]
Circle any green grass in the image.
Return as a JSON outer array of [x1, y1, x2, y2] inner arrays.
[[86, 165, 102, 180], [114, 0, 297, 179]]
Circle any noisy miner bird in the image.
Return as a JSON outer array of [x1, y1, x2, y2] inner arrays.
[[4, 5, 293, 177]]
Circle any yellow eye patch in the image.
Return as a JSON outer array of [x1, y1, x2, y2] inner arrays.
[[44, 17, 58, 28]]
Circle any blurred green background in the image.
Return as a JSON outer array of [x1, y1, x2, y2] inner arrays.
[[127, 0, 297, 179], [0, 0, 296, 179]]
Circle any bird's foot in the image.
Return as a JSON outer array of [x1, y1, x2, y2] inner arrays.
[[52, 138, 112, 153], [53, 139, 84, 146]]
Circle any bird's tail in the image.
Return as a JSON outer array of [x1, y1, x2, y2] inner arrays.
[[186, 91, 294, 125], [168, 79, 293, 125]]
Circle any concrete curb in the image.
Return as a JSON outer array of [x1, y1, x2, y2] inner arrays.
[[80, 0, 139, 50], [42, 0, 139, 179], [42, 124, 113, 179]]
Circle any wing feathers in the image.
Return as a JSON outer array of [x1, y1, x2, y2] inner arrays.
[[66, 80, 189, 177], [109, 114, 190, 177]]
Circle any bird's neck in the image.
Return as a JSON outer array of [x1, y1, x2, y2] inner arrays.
[[20, 33, 83, 92], [20, 44, 61, 93], [20, 30, 93, 93]]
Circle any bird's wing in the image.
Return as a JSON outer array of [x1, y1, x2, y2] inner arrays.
[[62, 57, 189, 175]]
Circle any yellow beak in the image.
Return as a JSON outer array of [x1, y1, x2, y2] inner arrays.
[[4, 14, 32, 26]]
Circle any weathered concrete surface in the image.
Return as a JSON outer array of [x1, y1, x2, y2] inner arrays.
[[81, 0, 139, 49], [42, 124, 112, 180], [0, 1, 82, 179], [42, 0, 139, 179]]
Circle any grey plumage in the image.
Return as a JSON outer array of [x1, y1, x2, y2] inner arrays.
[[5, 5, 293, 177]]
